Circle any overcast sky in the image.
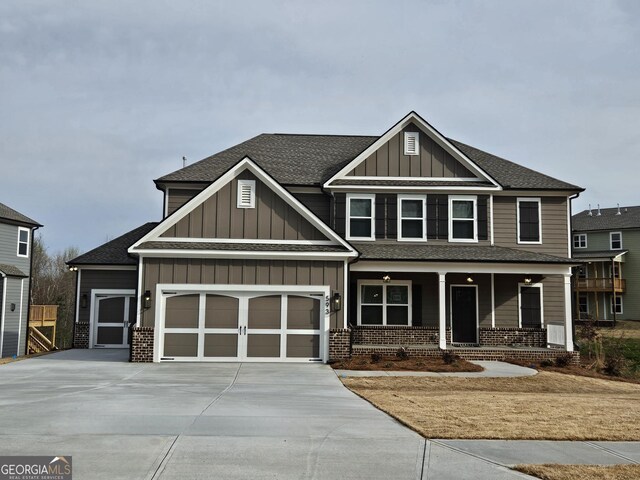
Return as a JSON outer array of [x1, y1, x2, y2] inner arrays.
[[1, 0, 638, 254]]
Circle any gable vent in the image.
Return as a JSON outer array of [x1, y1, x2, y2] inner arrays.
[[404, 132, 419, 155], [237, 179, 256, 208]]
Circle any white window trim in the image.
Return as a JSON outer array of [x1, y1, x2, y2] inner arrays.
[[516, 197, 542, 245], [17, 227, 30, 258], [356, 279, 412, 326], [346, 193, 375, 241], [573, 233, 587, 249], [236, 179, 256, 208], [610, 295, 623, 315], [517, 283, 544, 328], [404, 131, 420, 156], [397, 194, 427, 242], [448, 195, 477, 243], [610, 231, 623, 250]]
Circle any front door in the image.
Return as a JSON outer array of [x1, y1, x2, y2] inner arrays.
[[94, 295, 135, 348], [451, 285, 478, 343]]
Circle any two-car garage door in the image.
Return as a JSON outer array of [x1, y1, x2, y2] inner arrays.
[[158, 288, 328, 362]]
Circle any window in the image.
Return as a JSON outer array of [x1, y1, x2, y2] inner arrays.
[[404, 132, 419, 155], [358, 281, 411, 326], [346, 194, 375, 240], [577, 265, 587, 280], [573, 234, 587, 249], [17, 227, 29, 257], [610, 295, 623, 315], [449, 196, 477, 242], [610, 232, 622, 250], [609, 263, 621, 279], [578, 294, 588, 315], [237, 179, 255, 208], [398, 195, 426, 241], [517, 198, 541, 244]]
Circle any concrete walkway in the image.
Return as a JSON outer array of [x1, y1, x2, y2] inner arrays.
[[335, 360, 538, 378], [0, 350, 636, 479]]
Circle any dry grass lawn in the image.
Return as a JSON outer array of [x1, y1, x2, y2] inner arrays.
[[342, 371, 640, 440], [514, 464, 640, 480], [599, 320, 640, 340]]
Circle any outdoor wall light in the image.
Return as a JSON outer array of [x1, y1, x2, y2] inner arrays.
[[382, 275, 391, 283], [466, 276, 474, 283], [10, 303, 15, 312], [524, 277, 532, 285], [144, 290, 152, 309], [68, 265, 78, 272], [80, 294, 88, 309], [332, 292, 342, 312]]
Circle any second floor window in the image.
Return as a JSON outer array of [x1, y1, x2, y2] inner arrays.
[[398, 195, 426, 241], [17, 227, 29, 257], [573, 234, 587, 249], [347, 194, 375, 240], [610, 232, 622, 250], [517, 198, 541, 244], [449, 196, 477, 242]]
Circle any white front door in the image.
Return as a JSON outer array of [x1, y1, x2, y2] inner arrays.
[[93, 294, 135, 348]]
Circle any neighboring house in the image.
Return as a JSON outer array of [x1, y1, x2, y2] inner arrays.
[[0, 202, 41, 358], [68, 111, 583, 363], [572, 205, 640, 322]]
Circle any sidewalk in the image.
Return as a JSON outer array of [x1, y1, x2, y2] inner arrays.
[[334, 360, 537, 378]]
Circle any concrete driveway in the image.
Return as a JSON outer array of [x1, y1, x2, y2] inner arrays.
[[0, 349, 529, 479]]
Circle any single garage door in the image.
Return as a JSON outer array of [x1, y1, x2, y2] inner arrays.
[[159, 289, 327, 362]]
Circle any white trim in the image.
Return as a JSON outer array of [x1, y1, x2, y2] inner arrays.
[[164, 187, 169, 218], [563, 274, 573, 351], [351, 261, 574, 276], [346, 176, 482, 182], [516, 197, 542, 245], [567, 199, 572, 257], [573, 233, 587, 249], [343, 260, 349, 329], [323, 111, 501, 188], [610, 231, 623, 250], [236, 179, 256, 208], [438, 273, 446, 349], [517, 282, 544, 328], [154, 284, 330, 363], [490, 273, 496, 328], [404, 131, 420, 155], [397, 194, 427, 242], [0, 277, 6, 357], [356, 279, 412, 326], [346, 193, 376, 241], [448, 195, 477, 243], [129, 157, 357, 255], [135, 257, 143, 328], [449, 284, 479, 343], [489, 194, 494, 246], [149, 237, 336, 246], [610, 295, 623, 315], [17, 278, 24, 356], [328, 185, 500, 192], [89, 289, 135, 348], [74, 269, 81, 324], [17, 227, 30, 258], [131, 250, 355, 261]]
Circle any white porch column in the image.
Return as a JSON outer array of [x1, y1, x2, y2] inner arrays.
[[438, 272, 447, 349], [563, 273, 574, 352]]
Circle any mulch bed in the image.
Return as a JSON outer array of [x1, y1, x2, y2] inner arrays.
[[505, 357, 640, 384], [331, 356, 484, 372]]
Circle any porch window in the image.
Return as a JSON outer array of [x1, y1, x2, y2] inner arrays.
[[449, 196, 477, 242], [347, 194, 375, 240], [519, 284, 543, 328], [610, 232, 622, 250], [358, 282, 411, 326], [17, 227, 29, 257], [398, 195, 426, 241], [610, 296, 623, 314], [573, 234, 587, 249], [517, 198, 541, 244]]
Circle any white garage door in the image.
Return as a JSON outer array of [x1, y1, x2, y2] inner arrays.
[[157, 288, 329, 362]]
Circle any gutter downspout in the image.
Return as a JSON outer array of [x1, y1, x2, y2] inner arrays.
[[568, 192, 580, 350]]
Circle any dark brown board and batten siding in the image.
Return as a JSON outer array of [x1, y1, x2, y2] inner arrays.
[[167, 189, 202, 216], [142, 258, 344, 329], [346, 124, 476, 178], [78, 270, 138, 323], [161, 171, 328, 241]]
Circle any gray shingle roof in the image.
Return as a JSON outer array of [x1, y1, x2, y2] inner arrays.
[[353, 242, 575, 264], [136, 241, 349, 253], [573, 206, 640, 232], [69, 222, 159, 265], [0, 263, 27, 277], [0, 202, 41, 227], [572, 250, 628, 260], [155, 133, 581, 191]]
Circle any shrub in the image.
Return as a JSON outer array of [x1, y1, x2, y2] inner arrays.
[[442, 351, 459, 365], [396, 346, 409, 360], [540, 359, 553, 368], [602, 337, 628, 377], [555, 353, 574, 368], [370, 352, 382, 363], [383, 362, 393, 369]]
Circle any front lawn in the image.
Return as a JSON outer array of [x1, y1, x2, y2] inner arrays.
[[515, 464, 640, 480], [342, 371, 640, 440]]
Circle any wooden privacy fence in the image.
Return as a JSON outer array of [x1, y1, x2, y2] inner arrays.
[[28, 305, 58, 354]]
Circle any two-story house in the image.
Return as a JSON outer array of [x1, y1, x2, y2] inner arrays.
[[0, 202, 41, 358], [572, 205, 640, 323], [68, 112, 582, 363]]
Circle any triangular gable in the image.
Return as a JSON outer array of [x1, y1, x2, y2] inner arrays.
[[324, 111, 501, 188], [129, 157, 357, 256]]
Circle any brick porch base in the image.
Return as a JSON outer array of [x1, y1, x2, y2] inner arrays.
[[131, 327, 154, 362]]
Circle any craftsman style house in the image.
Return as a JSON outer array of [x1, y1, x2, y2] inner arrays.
[[572, 205, 640, 323], [0, 202, 41, 358], [68, 112, 582, 363]]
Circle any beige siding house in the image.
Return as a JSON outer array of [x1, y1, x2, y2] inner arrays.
[[69, 111, 583, 363]]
